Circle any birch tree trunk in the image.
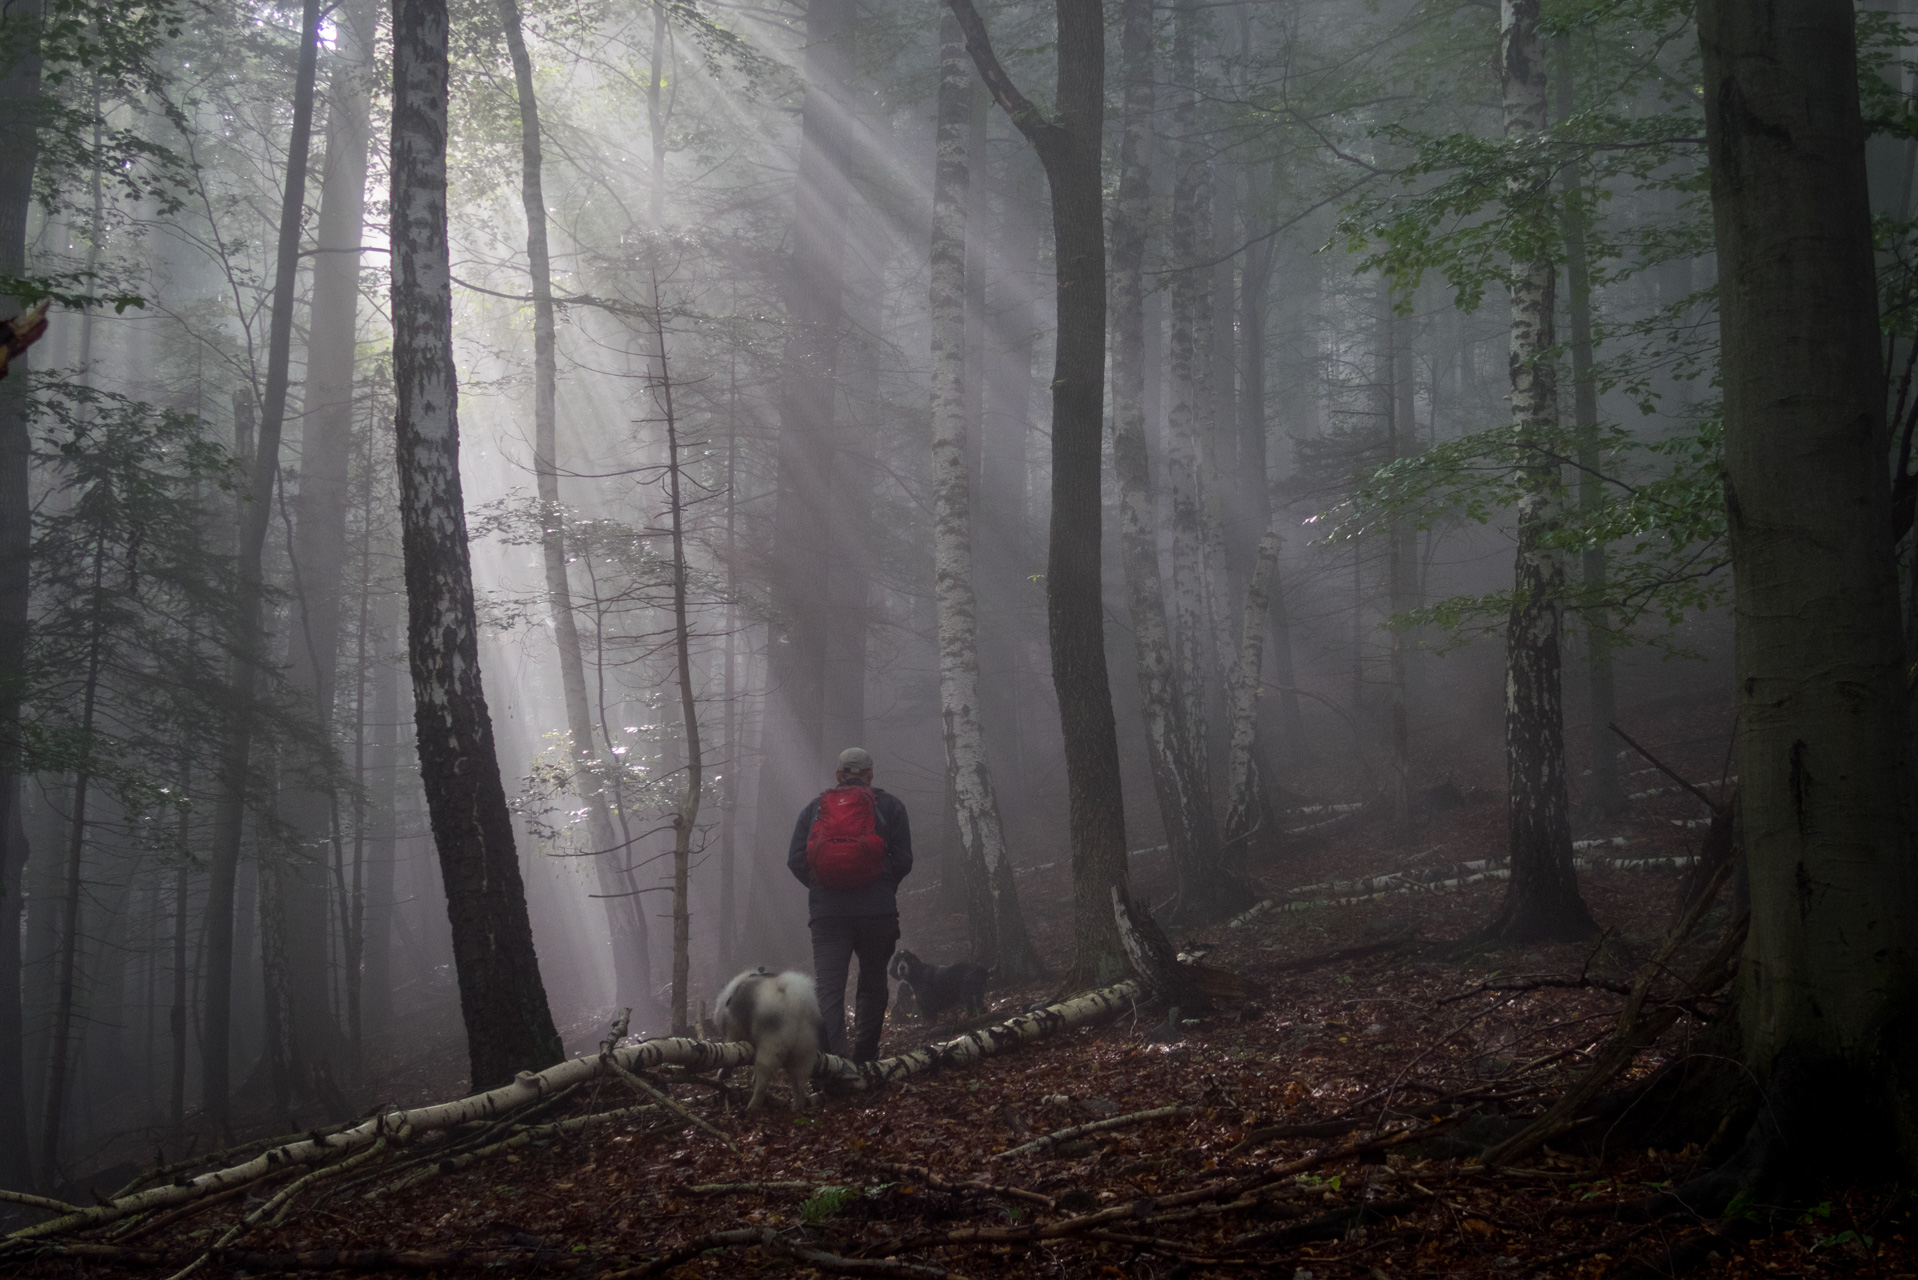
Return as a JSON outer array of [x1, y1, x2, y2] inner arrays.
[[496, 0, 653, 1016], [1109, 0, 1245, 925], [1224, 527, 1280, 865], [948, 0, 1129, 985], [1482, 0, 1594, 944], [391, 0, 563, 1089], [201, 0, 324, 1134], [930, 13, 1040, 983], [1700, 0, 1918, 1178], [1165, 0, 1216, 786]]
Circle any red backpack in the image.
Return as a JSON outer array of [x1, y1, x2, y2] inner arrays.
[[805, 784, 887, 890]]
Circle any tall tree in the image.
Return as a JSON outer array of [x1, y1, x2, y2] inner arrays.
[[947, 0, 1130, 985], [276, 0, 379, 1089], [929, 12, 1039, 983], [1697, 0, 1918, 1185], [1482, 0, 1594, 943], [0, 0, 41, 1194], [1165, 0, 1216, 782], [391, 0, 562, 1089], [201, 0, 325, 1134], [1108, 0, 1245, 925], [1555, 32, 1619, 821], [747, 0, 853, 969], [496, 0, 653, 1018]]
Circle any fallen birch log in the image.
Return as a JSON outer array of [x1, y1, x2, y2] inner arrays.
[[5, 981, 1144, 1244], [1232, 854, 1703, 923]]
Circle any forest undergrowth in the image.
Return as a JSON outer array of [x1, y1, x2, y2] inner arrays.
[[7, 728, 1913, 1280]]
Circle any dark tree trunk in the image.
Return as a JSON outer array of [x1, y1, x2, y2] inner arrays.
[[40, 538, 106, 1188], [277, 0, 378, 1090], [202, 0, 325, 1135], [949, 0, 1130, 985], [391, 0, 562, 1089], [362, 590, 400, 1056], [0, 0, 41, 1194], [1, 785, 28, 1190], [747, 0, 853, 970], [1482, 0, 1594, 944], [1698, 0, 1918, 1182], [1555, 34, 1620, 822]]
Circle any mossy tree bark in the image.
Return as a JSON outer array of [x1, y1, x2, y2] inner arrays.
[[1698, 0, 1918, 1183]]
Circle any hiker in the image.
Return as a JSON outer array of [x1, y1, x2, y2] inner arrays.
[[787, 746, 912, 1062]]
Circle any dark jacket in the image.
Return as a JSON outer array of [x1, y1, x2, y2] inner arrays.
[[787, 786, 912, 921]]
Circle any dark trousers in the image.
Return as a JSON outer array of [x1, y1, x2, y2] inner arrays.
[[810, 914, 898, 1061]]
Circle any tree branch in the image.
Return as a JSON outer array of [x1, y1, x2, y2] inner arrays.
[[942, 0, 1061, 156]]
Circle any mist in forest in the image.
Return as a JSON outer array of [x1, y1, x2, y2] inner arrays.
[[8, 0, 1852, 1198]]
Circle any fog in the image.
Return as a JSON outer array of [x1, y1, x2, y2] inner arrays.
[[0, 0, 1784, 1195]]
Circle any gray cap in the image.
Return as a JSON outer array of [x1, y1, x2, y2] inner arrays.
[[836, 746, 874, 771]]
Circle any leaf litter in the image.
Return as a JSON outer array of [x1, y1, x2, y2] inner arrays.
[[8, 733, 1914, 1278]]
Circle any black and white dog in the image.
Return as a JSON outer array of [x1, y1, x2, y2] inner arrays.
[[714, 968, 821, 1111], [887, 950, 989, 1025]]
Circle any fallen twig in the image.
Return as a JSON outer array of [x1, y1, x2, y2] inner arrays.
[[163, 1132, 399, 1280], [1478, 851, 1746, 1168], [1082, 1228, 1257, 1262], [603, 1057, 737, 1151], [25, 1242, 599, 1273], [1229, 1194, 1426, 1248], [365, 1102, 659, 1201], [1439, 973, 1634, 1005], [1227, 1116, 1368, 1154], [606, 1227, 969, 1280], [0, 1189, 84, 1217], [895, 1123, 1444, 1249], [1610, 723, 1726, 811], [684, 1180, 818, 1194], [992, 1103, 1198, 1161], [7, 979, 1146, 1244], [854, 1158, 1055, 1208]]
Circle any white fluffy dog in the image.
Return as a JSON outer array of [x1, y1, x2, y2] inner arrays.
[[715, 968, 821, 1111]]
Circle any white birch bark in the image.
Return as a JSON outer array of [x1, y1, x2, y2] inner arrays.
[[6, 979, 1145, 1241], [930, 14, 1038, 981], [1487, 0, 1592, 941], [1165, 0, 1215, 779], [1223, 525, 1280, 849]]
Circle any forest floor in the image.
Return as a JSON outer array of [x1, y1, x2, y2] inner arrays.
[[11, 728, 1917, 1278]]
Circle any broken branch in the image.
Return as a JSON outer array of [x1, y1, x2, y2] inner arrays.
[[992, 1104, 1198, 1161]]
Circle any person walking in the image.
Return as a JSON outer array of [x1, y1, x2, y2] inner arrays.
[[787, 747, 912, 1061]]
